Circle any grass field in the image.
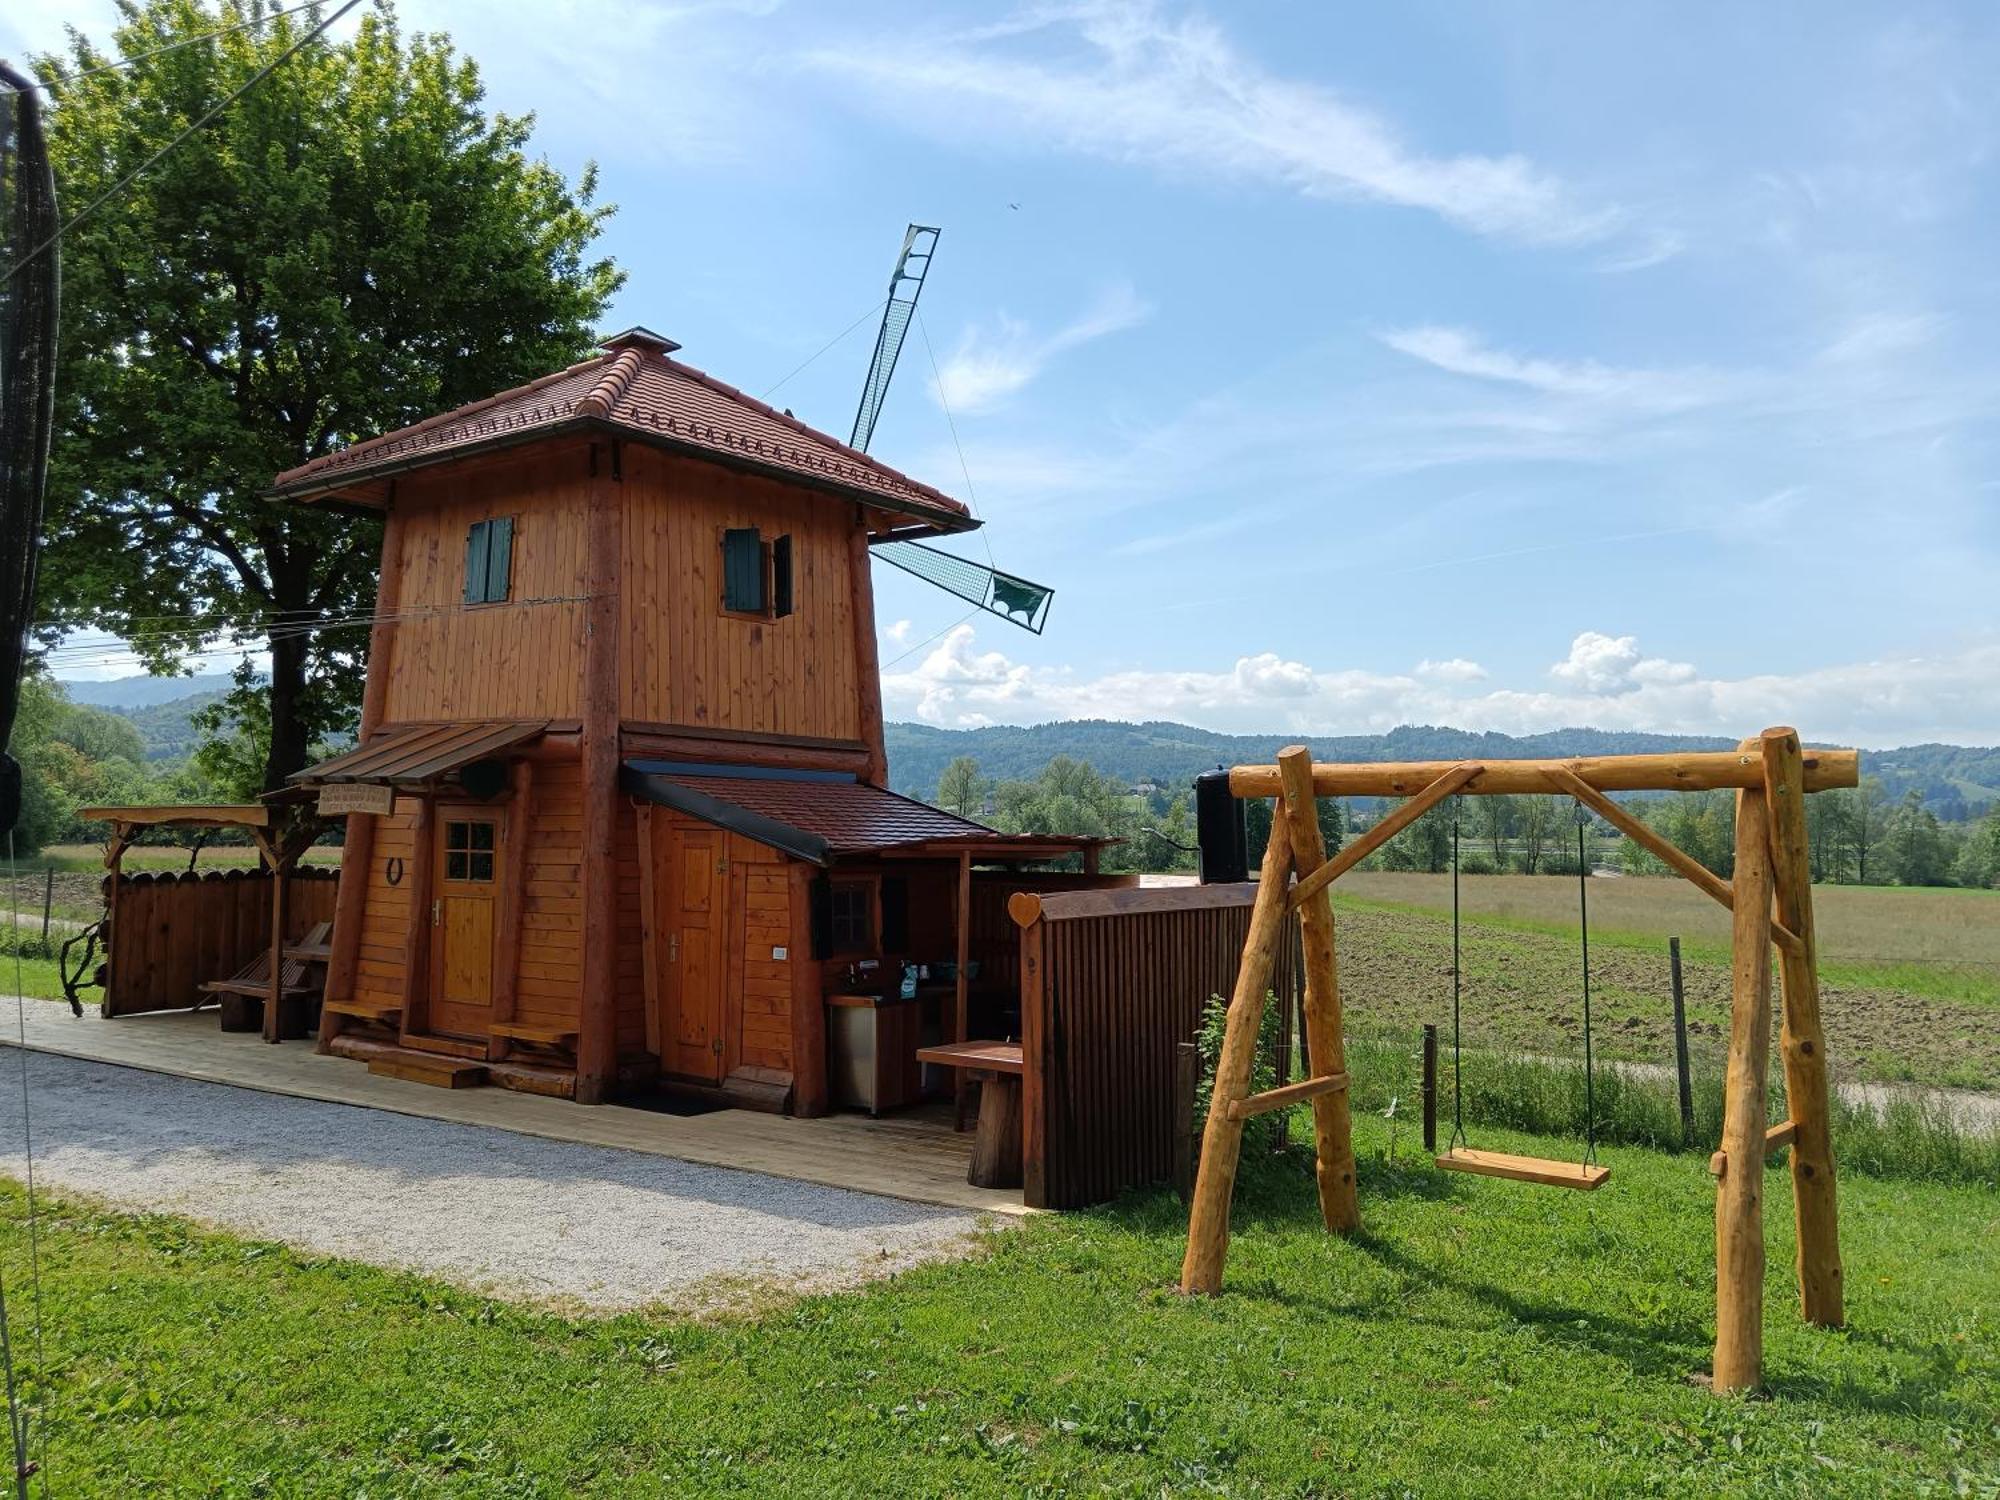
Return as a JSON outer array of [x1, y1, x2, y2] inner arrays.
[[1323, 873, 2000, 1092], [2, 1105, 1993, 1496]]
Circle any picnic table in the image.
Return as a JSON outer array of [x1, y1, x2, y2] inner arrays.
[[915, 1040, 1023, 1188]]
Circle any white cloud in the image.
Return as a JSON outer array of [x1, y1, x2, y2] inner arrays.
[[883, 618, 913, 647], [936, 284, 1151, 413], [1416, 657, 1488, 684], [804, 1, 1640, 251], [1377, 326, 1734, 412], [881, 626, 2000, 747]]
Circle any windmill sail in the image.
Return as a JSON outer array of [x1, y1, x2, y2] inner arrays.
[[850, 223, 1055, 634], [872, 538, 1052, 635], [850, 224, 938, 454]]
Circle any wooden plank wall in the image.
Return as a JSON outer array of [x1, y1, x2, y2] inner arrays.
[[969, 873, 1137, 996], [103, 868, 339, 1018], [614, 796, 646, 1056], [351, 802, 418, 1014], [619, 448, 862, 742], [379, 448, 590, 725], [1028, 892, 1301, 1210], [518, 761, 586, 1035]]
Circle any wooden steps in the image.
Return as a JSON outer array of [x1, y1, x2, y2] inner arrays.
[[1436, 1147, 1609, 1191], [323, 998, 403, 1023], [367, 1052, 489, 1090], [489, 1020, 577, 1048]]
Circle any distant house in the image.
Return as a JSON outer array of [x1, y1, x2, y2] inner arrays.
[[274, 328, 1104, 1110]]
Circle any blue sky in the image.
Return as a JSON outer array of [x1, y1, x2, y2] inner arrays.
[[10, 1, 1999, 745]]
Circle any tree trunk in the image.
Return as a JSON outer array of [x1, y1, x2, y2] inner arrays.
[[264, 621, 312, 793]]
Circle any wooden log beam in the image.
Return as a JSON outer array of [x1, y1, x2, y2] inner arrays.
[[848, 517, 889, 788], [1181, 814, 1293, 1296], [1289, 763, 1481, 911], [1547, 768, 1804, 958], [574, 453, 623, 1105], [1229, 1070, 1350, 1121], [1231, 747, 1858, 800], [788, 860, 828, 1118], [487, 759, 535, 1064], [1713, 762, 1778, 1394], [1761, 725, 1844, 1329], [1277, 747, 1361, 1233]]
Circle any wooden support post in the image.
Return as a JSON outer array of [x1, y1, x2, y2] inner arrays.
[[1289, 763, 1481, 910], [324, 507, 404, 1053], [1670, 936, 1695, 1148], [788, 860, 828, 1117], [575, 454, 623, 1105], [1713, 762, 1778, 1393], [488, 759, 535, 1064], [1181, 812, 1293, 1295], [848, 518, 888, 788], [1277, 745, 1360, 1233], [953, 850, 973, 1127], [1760, 726, 1843, 1329], [261, 837, 288, 1045], [1422, 1022, 1438, 1155], [1018, 901, 1050, 1209]]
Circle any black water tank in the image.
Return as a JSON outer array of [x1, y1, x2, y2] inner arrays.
[[1194, 766, 1247, 884]]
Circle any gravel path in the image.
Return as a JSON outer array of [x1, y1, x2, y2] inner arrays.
[[0, 1052, 994, 1312]]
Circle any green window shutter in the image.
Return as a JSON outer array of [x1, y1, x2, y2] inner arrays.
[[486, 516, 513, 603], [722, 527, 764, 612], [771, 534, 794, 619], [464, 519, 489, 605]]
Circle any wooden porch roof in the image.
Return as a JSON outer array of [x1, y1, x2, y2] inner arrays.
[[291, 720, 550, 787]]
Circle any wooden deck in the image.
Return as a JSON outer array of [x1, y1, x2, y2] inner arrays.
[[1, 1005, 1025, 1217]]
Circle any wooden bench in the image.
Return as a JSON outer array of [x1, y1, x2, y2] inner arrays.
[[321, 997, 403, 1025], [201, 922, 332, 1039], [916, 1040, 1025, 1189], [489, 1020, 578, 1049]]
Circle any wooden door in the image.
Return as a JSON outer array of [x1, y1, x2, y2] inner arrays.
[[429, 807, 503, 1040], [663, 825, 727, 1082]]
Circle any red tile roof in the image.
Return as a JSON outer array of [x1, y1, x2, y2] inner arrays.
[[268, 330, 974, 531]]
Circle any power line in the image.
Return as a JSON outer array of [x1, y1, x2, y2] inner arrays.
[[0, 0, 333, 96], [760, 299, 887, 402], [0, 0, 366, 288]]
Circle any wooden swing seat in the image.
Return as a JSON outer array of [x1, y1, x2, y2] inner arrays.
[[1436, 1147, 1609, 1191]]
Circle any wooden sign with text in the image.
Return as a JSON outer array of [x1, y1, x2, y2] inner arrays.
[[317, 782, 394, 818]]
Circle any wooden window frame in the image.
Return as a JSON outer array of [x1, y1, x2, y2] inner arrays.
[[827, 875, 879, 957], [718, 526, 797, 622], [464, 516, 515, 606]]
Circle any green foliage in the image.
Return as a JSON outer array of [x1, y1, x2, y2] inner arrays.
[[932, 755, 988, 817], [35, 0, 623, 790], [936, 754, 1192, 873], [2, 677, 228, 852], [1193, 990, 1290, 1155]]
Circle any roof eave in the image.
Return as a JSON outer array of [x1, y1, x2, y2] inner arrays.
[[266, 415, 981, 535]]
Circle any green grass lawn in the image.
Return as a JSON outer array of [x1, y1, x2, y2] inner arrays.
[[4, 1110, 1994, 1496]]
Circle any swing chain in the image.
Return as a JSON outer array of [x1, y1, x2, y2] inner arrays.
[[1447, 798, 1467, 1153], [1577, 809, 1599, 1166]]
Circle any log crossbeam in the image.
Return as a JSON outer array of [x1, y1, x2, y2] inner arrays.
[[1289, 763, 1482, 910], [1545, 769, 1805, 958], [1228, 1071, 1349, 1121]]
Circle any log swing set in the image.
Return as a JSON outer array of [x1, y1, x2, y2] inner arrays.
[[1180, 729, 1857, 1393]]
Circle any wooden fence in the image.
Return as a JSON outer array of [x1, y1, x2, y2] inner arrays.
[[1013, 884, 1300, 1210], [101, 867, 339, 1018]]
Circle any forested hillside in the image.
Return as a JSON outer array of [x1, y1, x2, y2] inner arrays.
[[886, 719, 2000, 821]]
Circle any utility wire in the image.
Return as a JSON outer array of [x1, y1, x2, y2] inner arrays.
[[760, 299, 887, 403], [0, 0, 366, 287], [912, 307, 996, 567], [0, 0, 334, 95]]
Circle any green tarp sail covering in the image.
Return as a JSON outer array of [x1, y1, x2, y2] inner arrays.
[[872, 538, 1053, 635]]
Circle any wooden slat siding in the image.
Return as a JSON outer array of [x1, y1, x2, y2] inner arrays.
[[99, 868, 337, 1018], [612, 796, 648, 1056], [1013, 887, 1299, 1210], [516, 759, 584, 1032], [616, 448, 862, 742], [379, 450, 589, 726], [353, 801, 418, 1012]]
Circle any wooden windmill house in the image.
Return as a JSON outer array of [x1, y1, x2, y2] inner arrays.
[[271, 327, 1105, 1110]]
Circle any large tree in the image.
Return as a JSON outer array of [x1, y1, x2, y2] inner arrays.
[[35, 1, 622, 790]]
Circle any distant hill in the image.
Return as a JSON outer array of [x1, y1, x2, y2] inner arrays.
[[114, 689, 233, 761], [65, 672, 237, 710], [884, 720, 2000, 821]]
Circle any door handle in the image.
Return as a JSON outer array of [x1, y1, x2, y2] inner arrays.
[[668, 933, 678, 962], [432, 899, 441, 928]]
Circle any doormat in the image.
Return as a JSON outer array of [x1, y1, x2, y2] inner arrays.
[[622, 1091, 734, 1118]]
